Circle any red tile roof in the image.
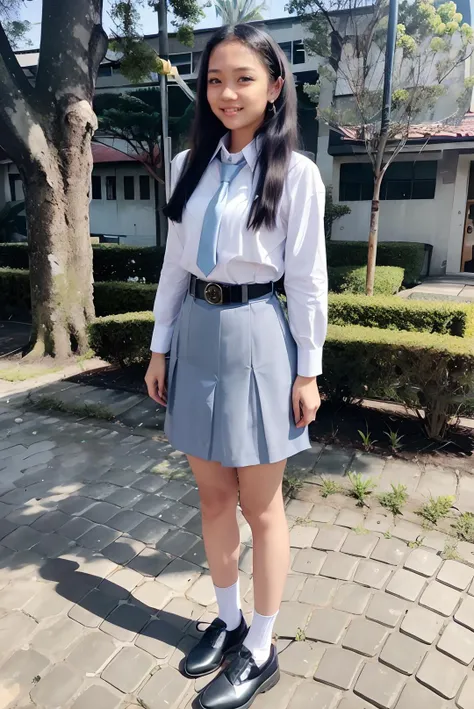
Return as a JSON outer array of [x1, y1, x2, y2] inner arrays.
[[340, 112, 474, 142], [91, 143, 138, 163]]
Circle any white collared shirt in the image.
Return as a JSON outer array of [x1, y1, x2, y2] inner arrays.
[[151, 134, 328, 377]]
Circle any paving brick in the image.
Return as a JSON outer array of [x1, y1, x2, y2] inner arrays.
[[82, 501, 123, 525], [156, 528, 201, 557], [336, 509, 366, 529], [24, 585, 74, 621], [77, 524, 121, 551], [354, 663, 405, 709], [138, 665, 190, 709], [337, 697, 372, 709], [292, 548, 327, 575], [160, 480, 195, 501], [320, 552, 359, 581], [59, 516, 96, 540], [186, 573, 215, 606], [30, 662, 83, 708], [312, 526, 347, 552], [379, 632, 426, 675], [401, 607, 444, 644], [135, 618, 183, 660], [354, 560, 392, 590], [132, 579, 173, 614], [106, 509, 147, 533], [457, 677, 474, 709], [457, 475, 474, 514], [0, 519, 19, 544], [437, 622, 474, 665], [32, 531, 73, 558], [127, 547, 173, 577], [68, 589, 118, 628], [131, 474, 168, 493], [455, 596, 474, 631], [333, 583, 371, 614], [308, 504, 338, 524], [81, 483, 122, 501], [252, 671, 300, 709], [283, 574, 305, 602], [101, 567, 143, 599], [71, 682, 123, 709], [305, 609, 350, 644], [0, 611, 38, 662], [298, 577, 338, 606], [437, 560, 474, 591], [386, 569, 426, 602], [289, 525, 318, 548], [105, 487, 144, 509], [314, 647, 363, 690], [133, 493, 172, 517], [365, 593, 406, 628], [364, 512, 392, 534], [162, 597, 204, 631], [278, 640, 325, 677], [416, 651, 467, 699], [160, 502, 197, 527], [371, 538, 408, 566], [58, 495, 95, 516], [2, 525, 42, 551], [379, 459, 421, 495], [102, 536, 146, 564], [392, 519, 425, 544], [128, 517, 171, 545], [0, 579, 41, 610], [32, 510, 70, 533], [341, 532, 378, 558], [67, 631, 117, 673], [101, 645, 155, 692], [99, 603, 150, 642], [419, 581, 461, 617], [404, 548, 442, 578], [343, 618, 388, 657], [30, 615, 83, 659], [396, 682, 449, 709], [157, 558, 202, 592], [287, 679, 340, 709], [273, 602, 313, 639]]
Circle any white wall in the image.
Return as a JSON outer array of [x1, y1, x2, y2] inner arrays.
[[90, 164, 156, 246], [331, 153, 458, 275]]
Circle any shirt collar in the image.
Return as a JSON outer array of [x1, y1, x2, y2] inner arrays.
[[210, 132, 261, 172]]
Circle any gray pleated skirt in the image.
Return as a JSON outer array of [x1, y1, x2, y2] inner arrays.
[[165, 289, 311, 468]]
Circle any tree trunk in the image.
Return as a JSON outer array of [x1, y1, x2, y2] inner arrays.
[[22, 107, 97, 358], [366, 171, 383, 296]]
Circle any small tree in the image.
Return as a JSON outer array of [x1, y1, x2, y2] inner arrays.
[[287, 0, 474, 294], [214, 0, 267, 24]]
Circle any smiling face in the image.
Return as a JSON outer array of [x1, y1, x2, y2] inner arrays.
[[206, 39, 282, 142]]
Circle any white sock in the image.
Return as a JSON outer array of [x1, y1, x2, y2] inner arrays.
[[243, 610, 278, 667], [214, 580, 242, 632]]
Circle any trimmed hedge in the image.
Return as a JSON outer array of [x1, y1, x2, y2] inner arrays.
[[328, 294, 474, 337], [88, 313, 474, 439], [0, 268, 30, 316], [328, 266, 404, 295], [0, 244, 165, 283], [327, 241, 425, 285]]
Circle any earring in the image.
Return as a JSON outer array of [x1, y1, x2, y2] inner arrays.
[[267, 101, 276, 116]]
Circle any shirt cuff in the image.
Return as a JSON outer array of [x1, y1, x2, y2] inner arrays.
[[150, 323, 174, 354], [297, 348, 323, 378]]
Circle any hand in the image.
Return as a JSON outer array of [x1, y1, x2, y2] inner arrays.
[[292, 375, 321, 428], [145, 352, 167, 406]]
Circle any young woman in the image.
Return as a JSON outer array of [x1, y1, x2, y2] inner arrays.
[[145, 22, 327, 709]]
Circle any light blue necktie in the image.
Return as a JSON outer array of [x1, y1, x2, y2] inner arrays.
[[197, 158, 246, 277]]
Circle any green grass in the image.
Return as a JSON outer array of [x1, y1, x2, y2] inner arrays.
[[0, 365, 62, 382], [417, 496, 454, 525], [442, 539, 461, 561], [347, 471, 377, 507], [378, 484, 408, 517], [283, 475, 304, 499], [320, 477, 343, 498], [407, 535, 425, 549], [32, 395, 115, 421], [453, 512, 474, 543]]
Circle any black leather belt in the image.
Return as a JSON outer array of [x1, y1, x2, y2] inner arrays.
[[189, 275, 274, 305]]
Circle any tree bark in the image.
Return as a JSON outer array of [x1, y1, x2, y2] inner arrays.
[[366, 171, 383, 296]]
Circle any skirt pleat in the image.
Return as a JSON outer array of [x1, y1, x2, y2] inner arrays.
[[164, 291, 311, 468]]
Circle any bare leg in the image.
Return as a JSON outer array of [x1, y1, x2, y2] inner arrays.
[[187, 454, 240, 589], [238, 459, 289, 615]]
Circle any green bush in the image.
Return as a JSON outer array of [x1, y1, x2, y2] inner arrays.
[[328, 294, 474, 337], [88, 312, 474, 440], [327, 241, 425, 285], [322, 324, 474, 439], [94, 281, 156, 316], [328, 266, 404, 295], [0, 244, 165, 283], [0, 268, 29, 316]]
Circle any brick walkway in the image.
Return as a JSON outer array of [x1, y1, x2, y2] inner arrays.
[[0, 404, 474, 709]]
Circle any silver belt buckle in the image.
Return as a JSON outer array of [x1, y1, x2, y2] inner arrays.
[[204, 282, 224, 305]]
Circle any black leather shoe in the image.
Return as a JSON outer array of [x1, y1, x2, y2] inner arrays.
[[184, 615, 248, 678], [198, 644, 280, 709]]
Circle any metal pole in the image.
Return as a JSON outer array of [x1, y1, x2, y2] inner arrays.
[[157, 0, 171, 200], [380, 0, 399, 136]]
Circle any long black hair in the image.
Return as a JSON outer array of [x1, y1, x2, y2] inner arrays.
[[164, 23, 298, 231]]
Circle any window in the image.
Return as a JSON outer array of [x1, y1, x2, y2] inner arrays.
[[124, 176, 135, 200], [193, 52, 202, 73], [278, 42, 292, 63], [91, 175, 102, 200], [339, 161, 437, 201], [140, 175, 151, 200], [106, 176, 116, 200], [170, 52, 192, 75], [98, 65, 112, 77], [293, 39, 305, 65]]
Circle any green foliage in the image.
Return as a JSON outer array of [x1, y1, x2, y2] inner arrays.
[[442, 539, 461, 560], [326, 241, 425, 286], [417, 496, 455, 524], [378, 484, 408, 516], [320, 477, 342, 497], [453, 512, 474, 542], [214, 0, 267, 24], [328, 294, 474, 337], [94, 281, 156, 316], [347, 472, 376, 507], [384, 428, 404, 452], [358, 425, 376, 451], [0, 267, 30, 317], [328, 266, 404, 295], [407, 535, 425, 549], [324, 188, 351, 239], [89, 311, 155, 367], [0, 202, 26, 242]]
